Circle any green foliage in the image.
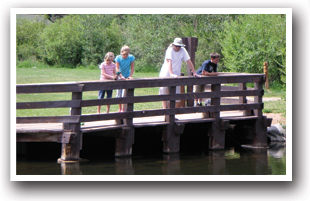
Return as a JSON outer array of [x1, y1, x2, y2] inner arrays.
[[220, 14, 286, 87], [16, 16, 48, 60], [38, 15, 83, 66], [16, 14, 287, 87]]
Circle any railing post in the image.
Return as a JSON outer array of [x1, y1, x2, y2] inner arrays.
[[115, 88, 135, 157], [252, 81, 267, 147], [239, 83, 253, 116], [263, 62, 269, 90], [254, 82, 263, 117], [59, 90, 82, 162], [182, 37, 198, 107], [208, 84, 225, 149], [163, 86, 180, 153]]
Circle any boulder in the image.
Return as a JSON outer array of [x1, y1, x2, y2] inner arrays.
[[267, 125, 286, 142]]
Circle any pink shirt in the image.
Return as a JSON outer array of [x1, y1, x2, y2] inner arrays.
[[99, 62, 116, 80]]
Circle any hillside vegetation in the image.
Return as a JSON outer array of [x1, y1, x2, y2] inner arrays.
[[16, 14, 286, 88]]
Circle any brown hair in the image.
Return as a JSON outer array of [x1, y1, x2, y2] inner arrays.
[[121, 45, 130, 54], [104, 52, 115, 62], [210, 52, 220, 59]]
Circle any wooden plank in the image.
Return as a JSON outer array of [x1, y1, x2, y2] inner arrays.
[[221, 116, 259, 121], [175, 118, 215, 124], [16, 74, 265, 94], [16, 83, 82, 94], [17, 132, 63, 143], [15, 103, 263, 124], [16, 89, 262, 110], [77, 74, 264, 91], [17, 100, 80, 109], [16, 115, 80, 124], [81, 89, 262, 106], [81, 124, 126, 133]]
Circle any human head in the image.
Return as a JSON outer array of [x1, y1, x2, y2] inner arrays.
[[172, 38, 186, 47], [171, 38, 185, 52], [104, 52, 115, 62], [210, 52, 220, 64], [121, 45, 130, 59]]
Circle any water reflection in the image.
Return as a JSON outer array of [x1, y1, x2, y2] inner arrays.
[[60, 162, 82, 175], [17, 145, 286, 176]]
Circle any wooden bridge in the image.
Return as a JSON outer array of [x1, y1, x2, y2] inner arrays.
[[16, 73, 272, 162]]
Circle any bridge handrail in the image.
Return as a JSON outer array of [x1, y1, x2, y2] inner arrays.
[[16, 73, 265, 124]]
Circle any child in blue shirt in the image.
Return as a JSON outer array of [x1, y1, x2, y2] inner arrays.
[[115, 45, 135, 112]]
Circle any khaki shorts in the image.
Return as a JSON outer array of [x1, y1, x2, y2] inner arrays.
[[159, 86, 181, 103], [194, 84, 206, 93]]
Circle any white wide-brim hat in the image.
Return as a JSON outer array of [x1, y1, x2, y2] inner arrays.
[[172, 38, 186, 47]]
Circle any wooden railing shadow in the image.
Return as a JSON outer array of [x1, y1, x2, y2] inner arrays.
[[16, 73, 271, 161]]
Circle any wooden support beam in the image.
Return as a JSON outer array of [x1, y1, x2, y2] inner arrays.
[[208, 84, 225, 149], [163, 86, 180, 153], [208, 122, 225, 149], [251, 116, 268, 147], [59, 91, 82, 162], [115, 88, 135, 157]]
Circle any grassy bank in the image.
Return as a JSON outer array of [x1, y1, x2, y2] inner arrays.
[[16, 67, 286, 118]]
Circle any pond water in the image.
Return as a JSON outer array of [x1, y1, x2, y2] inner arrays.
[[16, 143, 286, 176]]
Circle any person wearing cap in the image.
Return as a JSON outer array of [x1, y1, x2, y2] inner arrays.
[[159, 38, 199, 109]]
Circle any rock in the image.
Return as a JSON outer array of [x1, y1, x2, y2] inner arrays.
[[267, 126, 286, 142], [274, 123, 286, 135]]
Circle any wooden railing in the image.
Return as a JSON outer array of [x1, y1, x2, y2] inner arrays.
[[16, 73, 264, 122], [16, 72, 268, 160]]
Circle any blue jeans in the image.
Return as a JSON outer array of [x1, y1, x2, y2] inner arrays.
[[98, 90, 113, 99]]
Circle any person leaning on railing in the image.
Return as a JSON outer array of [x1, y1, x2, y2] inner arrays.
[[115, 45, 135, 112], [159, 38, 200, 109], [194, 52, 220, 107]]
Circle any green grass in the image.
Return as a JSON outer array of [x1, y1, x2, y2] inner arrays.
[[16, 67, 286, 118], [16, 67, 161, 116]]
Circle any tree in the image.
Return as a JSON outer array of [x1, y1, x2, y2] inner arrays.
[[220, 14, 286, 87]]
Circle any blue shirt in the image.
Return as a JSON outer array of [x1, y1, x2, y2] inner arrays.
[[196, 59, 217, 75], [115, 54, 135, 78]]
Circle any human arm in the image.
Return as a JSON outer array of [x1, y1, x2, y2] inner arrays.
[[115, 62, 126, 80], [186, 59, 200, 77], [101, 67, 116, 80], [112, 68, 117, 80], [127, 61, 135, 79], [202, 71, 218, 76], [167, 59, 178, 78]]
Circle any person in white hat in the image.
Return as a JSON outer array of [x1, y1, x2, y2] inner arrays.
[[159, 38, 199, 109]]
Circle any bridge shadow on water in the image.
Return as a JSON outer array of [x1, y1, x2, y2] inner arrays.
[[16, 122, 257, 161], [16, 123, 285, 176]]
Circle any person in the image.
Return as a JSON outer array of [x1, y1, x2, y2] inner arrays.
[[115, 45, 135, 112], [194, 52, 220, 106], [97, 52, 118, 114], [159, 38, 199, 109]]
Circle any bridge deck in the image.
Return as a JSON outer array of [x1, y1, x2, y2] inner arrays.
[[16, 111, 253, 135]]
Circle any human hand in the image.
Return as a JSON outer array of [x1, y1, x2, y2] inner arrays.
[[127, 76, 133, 80], [194, 73, 201, 78], [170, 74, 178, 78]]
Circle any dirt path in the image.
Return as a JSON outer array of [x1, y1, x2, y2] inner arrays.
[[265, 113, 286, 125]]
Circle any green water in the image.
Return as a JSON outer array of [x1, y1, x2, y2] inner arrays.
[[16, 144, 286, 176]]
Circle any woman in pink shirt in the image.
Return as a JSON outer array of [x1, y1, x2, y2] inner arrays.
[[97, 52, 117, 114]]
